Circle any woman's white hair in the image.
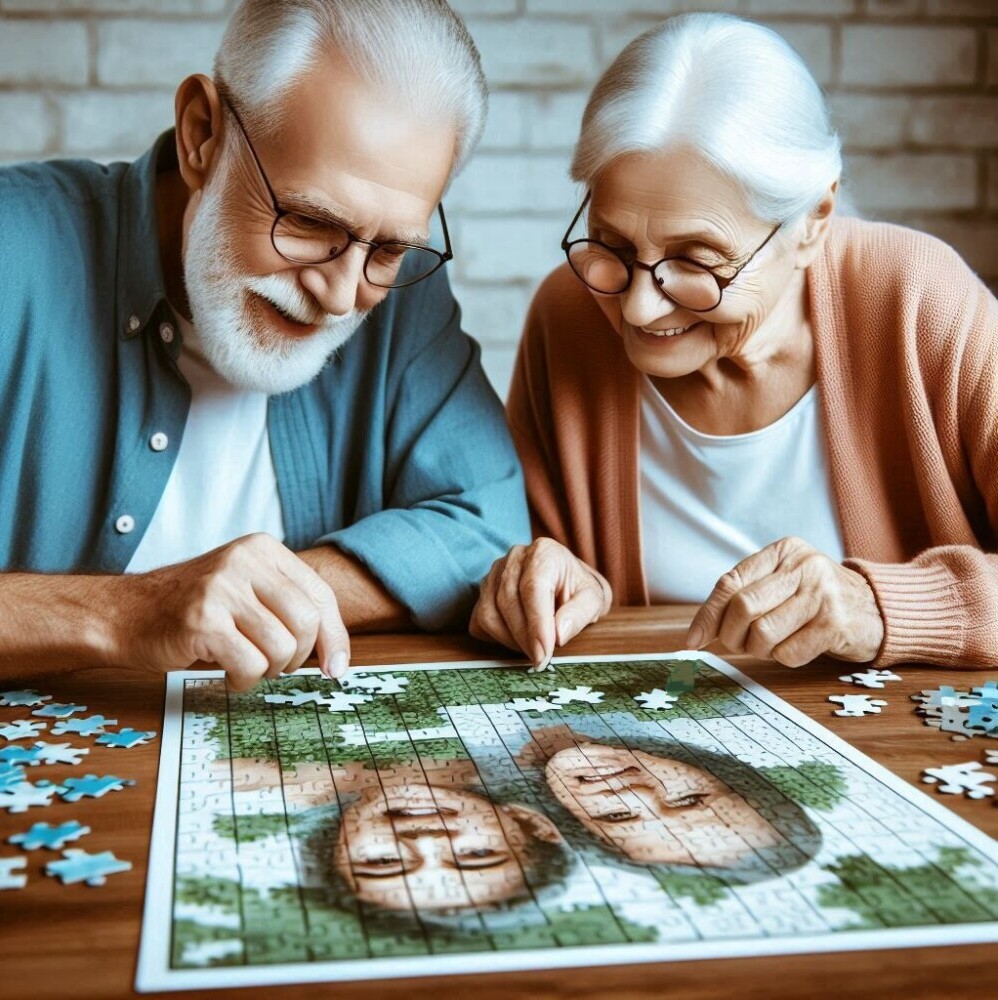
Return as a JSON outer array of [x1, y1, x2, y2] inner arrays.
[[214, 0, 487, 174], [572, 12, 842, 222]]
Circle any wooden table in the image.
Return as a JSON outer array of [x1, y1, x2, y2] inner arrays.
[[1, 607, 994, 1000]]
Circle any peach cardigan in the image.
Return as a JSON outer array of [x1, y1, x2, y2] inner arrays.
[[507, 217, 998, 669]]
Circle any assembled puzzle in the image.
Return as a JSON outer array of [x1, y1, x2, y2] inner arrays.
[[136, 653, 998, 992]]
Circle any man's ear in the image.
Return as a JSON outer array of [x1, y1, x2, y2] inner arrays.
[[503, 803, 564, 844], [794, 179, 837, 269], [174, 73, 225, 194]]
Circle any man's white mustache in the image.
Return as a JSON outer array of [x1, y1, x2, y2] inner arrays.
[[245, 274, 328, 327]]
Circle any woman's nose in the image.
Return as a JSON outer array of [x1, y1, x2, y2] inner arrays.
[[619, 265, 679, 329]]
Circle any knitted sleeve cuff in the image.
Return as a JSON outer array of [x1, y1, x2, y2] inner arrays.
[[843, 558, 966, 668]]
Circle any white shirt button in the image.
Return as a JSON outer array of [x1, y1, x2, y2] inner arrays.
[[115, 514, 135, 535], [127, 315, 141, 333], [159, 322, 174, 344], [149, 432, 169, 452]]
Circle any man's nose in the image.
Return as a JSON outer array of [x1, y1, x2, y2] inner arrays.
[[297, 243, 369, 317], [619, 266, 680, 329]]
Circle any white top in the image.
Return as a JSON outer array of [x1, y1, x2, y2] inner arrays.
[[639, 376, 845, 603], [126, 317, 285, 574]]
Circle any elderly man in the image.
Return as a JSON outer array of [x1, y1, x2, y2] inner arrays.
[[0, 0, 528, 690]]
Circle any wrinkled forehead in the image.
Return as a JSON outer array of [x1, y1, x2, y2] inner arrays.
[[590, 146, 765, 247]]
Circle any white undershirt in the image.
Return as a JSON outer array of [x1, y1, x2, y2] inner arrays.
[[639, 376, 845, 603], [126, 316, 285, 573]]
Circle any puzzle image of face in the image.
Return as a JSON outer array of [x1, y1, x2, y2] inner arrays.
[[331, 764, 563, 912], [544, 743, 783, 867]]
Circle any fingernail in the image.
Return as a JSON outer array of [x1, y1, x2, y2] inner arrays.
[[329, 651, 348, 679], [686, 626, 704, 648]]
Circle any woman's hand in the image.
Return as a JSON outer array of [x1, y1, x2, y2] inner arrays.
[[470, 538, 613, 671], [686, 536, 885, 666]]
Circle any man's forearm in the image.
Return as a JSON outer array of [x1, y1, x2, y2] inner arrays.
[[296, 545, 411, 633], [0, 573, 120, 675]]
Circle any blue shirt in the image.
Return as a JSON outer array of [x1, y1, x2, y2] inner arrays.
[[0, 133, 529, 630]]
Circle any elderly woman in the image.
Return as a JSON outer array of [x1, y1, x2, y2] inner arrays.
[[471, 12, 998, 671]]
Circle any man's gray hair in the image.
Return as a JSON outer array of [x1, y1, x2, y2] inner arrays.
[[215, 0, 488, 174], [571, 12, 842, 223]]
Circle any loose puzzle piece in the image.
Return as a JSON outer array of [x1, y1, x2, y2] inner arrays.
[[838, 669, 902, 689], [0, 856, 27, 890], [973, 681, 998, 701], [0, 745, 45, 766], [548, 686, 604, 705], [985, 749, 998, 766], [45, 848, 131, 886], [9, 820, 91, 851], [828, 694, 888, 717], [634, 689, 680, 711], [505, 697, 562, 713], [0, 719, 47, 742], [921, 761, 997, 799], [0, 690, 52, 708], [31, 742, 89, 766], [58, 774, 135, 803], [51, 715, 117, 737], [31, 702, 87, 719], [0, 780, 61, 813], [96, 729, 157, 749], [0, 763, 27, 791]]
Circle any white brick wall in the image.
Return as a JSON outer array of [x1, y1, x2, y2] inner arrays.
[[0, 0, 996, 398]]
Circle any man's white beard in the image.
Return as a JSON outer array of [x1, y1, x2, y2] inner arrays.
[[182, 159, 367, 395]]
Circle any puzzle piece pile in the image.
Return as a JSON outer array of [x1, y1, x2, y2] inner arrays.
[[911, 682, 998, 742], [0, 687, 154, 891]]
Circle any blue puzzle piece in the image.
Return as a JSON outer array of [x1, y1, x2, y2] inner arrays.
[[45, 848, 131, 886], [967, 700, 998, 733], [95, 729, 157, 749], [0, 745, 44, 767], [50, 716, 116, 738], [0, 719, 47, 742], [57, 774, 134, 802], [31, 703, 87, 719], [0, 780, 61, 813], [9, 820, 91, 851], [972, 681, 998, 701], [0, 690, 52, 708], [0, 763, 27, 791]]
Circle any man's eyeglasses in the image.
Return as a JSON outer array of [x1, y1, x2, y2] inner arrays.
[[561, 192, 781, 312], [222, 96, 452, 289]]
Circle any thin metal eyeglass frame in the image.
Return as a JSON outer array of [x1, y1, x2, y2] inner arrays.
[[222, 97, 453, 289], [561, 191, 781, 311]]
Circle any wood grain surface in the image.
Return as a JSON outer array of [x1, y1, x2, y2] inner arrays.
[[0, 606, 994, 1000]]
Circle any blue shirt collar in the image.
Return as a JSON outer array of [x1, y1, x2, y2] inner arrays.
[[118, 129, 174, 340]]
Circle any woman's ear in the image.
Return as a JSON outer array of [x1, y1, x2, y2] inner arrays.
[[174, 73, 225, 195], [795, 180, 837, 269]]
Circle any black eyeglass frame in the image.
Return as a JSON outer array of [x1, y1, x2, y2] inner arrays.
[[221, 96, 453, 289], [561, 192, 781, 311]]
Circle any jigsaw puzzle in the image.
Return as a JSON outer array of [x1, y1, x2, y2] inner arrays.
[[136, 653, 998, 993]]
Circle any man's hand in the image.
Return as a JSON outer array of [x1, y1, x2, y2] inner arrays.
[[114, 533, 350, 690], [469, 538, 612, 670], [686, 536, 885, 667]]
